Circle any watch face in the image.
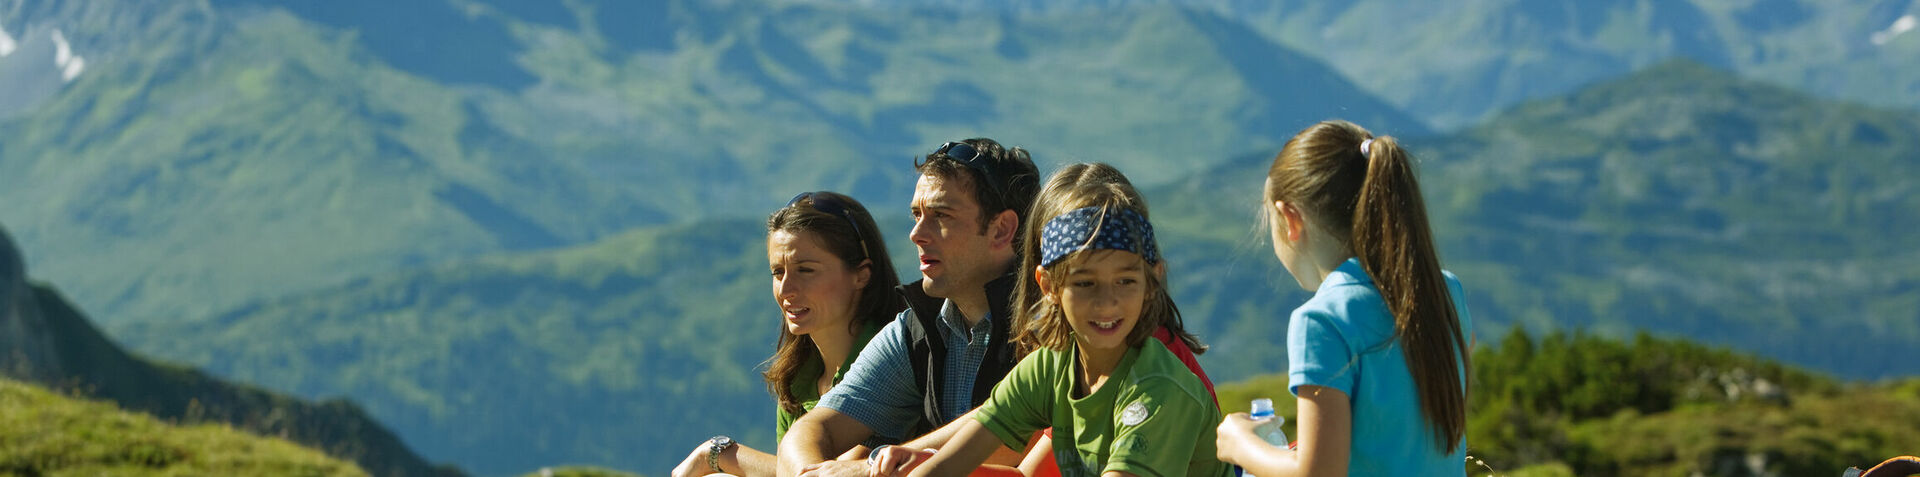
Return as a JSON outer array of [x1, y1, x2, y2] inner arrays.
[[711, 435, 734, 449]]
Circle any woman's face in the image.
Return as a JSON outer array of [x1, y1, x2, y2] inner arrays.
[[1045, 249, 1149, 354], [768, 229, 867, 337]]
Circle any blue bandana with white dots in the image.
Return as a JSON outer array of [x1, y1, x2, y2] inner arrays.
[[1039, 206, 1159, 268]]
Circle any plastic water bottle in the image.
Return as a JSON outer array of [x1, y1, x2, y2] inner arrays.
[[1249, 398, 1289, 447], [1238, 398, 1291, 477]]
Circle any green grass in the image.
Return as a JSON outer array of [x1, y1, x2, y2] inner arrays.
[[1, 277, 460, 477], [116, 220, 779, 475], [0, 376, 366, 476]]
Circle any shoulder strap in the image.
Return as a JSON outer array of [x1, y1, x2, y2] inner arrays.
[[897, 274, 1023, 436], [970, 273, 1021, 407], [897, 280, 945, 438]]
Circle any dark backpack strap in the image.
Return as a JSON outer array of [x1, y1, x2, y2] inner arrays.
[[969, 273, 1022, 407], [898, 281, 946, 439]]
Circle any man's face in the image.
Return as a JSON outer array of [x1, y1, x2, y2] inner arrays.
[[908, 173, 998, 299]]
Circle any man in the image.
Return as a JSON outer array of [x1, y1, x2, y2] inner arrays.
[[778, 139, 1042, 477]]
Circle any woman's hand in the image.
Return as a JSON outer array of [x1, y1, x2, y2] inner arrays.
[[673, 441, 716, 477], [1215, 412, 1265, 466]]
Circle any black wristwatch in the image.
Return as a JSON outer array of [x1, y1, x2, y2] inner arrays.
[[706, 435, 736, 473]]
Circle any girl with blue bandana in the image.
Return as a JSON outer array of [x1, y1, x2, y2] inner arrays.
[[1216, 120, 1474, 476], [899, 163, 1229, 477]]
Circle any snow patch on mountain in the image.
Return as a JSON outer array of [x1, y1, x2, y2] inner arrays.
[[1871, 14, 1915, 46], [49, 29, 84, 82]]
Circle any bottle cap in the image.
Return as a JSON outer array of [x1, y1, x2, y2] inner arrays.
[[1250, 398, 1275, 419]]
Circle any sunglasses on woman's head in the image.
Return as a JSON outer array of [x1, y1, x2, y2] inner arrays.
[[932, 141, 1009, 206], [788, 191, 869, 260]]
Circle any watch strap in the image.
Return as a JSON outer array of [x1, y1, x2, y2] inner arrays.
[[706, 435, 733, 473]]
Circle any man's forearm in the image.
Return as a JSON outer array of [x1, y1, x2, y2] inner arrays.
[[777, 420, 833, 477], [725, 444, 777, 477], [779, 409, 879, 477]]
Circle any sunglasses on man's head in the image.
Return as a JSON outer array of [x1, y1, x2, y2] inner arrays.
[[932, 141, 1009, 206], [788, 191, 869, 260]]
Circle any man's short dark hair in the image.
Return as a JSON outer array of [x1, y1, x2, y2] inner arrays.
[[915, 138, 1042, 250]]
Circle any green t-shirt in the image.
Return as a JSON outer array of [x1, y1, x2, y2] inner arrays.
[[775, 320, 883, 442], [975, 339, 1230, 477]]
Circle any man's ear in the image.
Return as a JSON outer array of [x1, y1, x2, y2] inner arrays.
[[989, 209, 1019, 249], [853, 259, 872, 289]]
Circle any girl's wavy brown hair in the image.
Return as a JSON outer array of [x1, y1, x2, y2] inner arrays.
[[1012, 163, 1205, 355]]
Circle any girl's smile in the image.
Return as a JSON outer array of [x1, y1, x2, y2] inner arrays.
[[1044, 249, 1149, 352]]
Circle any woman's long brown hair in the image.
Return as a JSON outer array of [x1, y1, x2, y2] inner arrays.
[[763, 191, 903, 414], [1265, 120, 1468, 451]]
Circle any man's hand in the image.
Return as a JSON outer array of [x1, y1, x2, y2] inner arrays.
[[796, 459, 873, 477]]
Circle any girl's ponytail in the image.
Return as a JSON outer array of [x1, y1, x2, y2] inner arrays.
[[1350, 135, 1469, 452]]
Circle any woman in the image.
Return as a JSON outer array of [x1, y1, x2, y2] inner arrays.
[[673, 191, 905, 477]]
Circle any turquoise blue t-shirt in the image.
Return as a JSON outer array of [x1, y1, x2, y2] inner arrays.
[[1288, 258, 1474, 476]]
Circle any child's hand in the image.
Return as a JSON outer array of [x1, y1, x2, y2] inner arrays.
[[867, 445, 933, 477], [1215, 412, 1264, 465]]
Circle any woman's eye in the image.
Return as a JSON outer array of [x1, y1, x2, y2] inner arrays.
[[1118, 277, 1140, 286], [1071, 280, 1096, 288]]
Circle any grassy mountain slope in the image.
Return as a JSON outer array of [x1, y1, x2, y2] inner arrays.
[[1214, 329, 1920, 476], [0, 1, 660, 325], [1422, 60, 1920, 378], [460, 0, 1430, 201], [118, 60, 1920, 474], [0, 376, 368, 476], [2, 0, 1422, 327], [121, 219, 779, 475], [0, 226, 460, 477], [1150, 60, 1920, 381]]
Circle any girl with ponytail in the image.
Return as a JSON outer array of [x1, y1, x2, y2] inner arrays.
[[1216, 120, 1474, 476]]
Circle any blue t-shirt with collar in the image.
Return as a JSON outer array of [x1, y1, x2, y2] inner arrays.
[[817, 300, 996, 442], [1288, 258, 1474, 476]]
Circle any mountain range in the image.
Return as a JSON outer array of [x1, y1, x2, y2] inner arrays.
[[0, 0, 1420, 327], [1153, 60, 1920, 382], [116, 61, 1920, 474], [2, 0, 1916, 475], [793, 0, 1920, 129]]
